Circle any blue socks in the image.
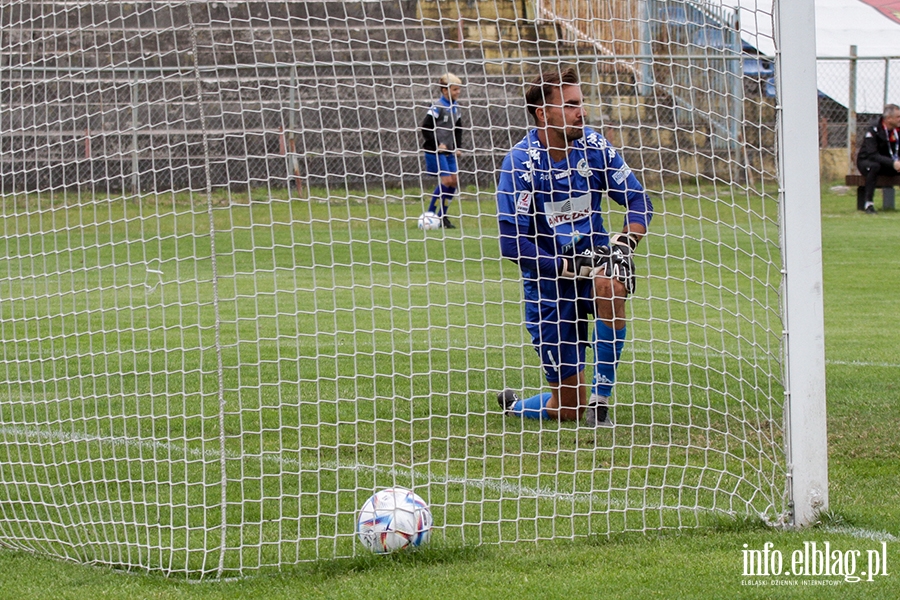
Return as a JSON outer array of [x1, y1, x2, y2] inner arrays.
[[507, 322, 625, 421], [427, 184, 456, 216], [592, 321, 626, 398], [509, 392, 553, 420]]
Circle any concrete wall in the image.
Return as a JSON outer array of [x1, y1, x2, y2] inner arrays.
[[819, 148, 850, 182]]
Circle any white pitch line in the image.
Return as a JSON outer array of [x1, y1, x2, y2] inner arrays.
[[627, 344, 900, 369], [0, 425, 786, 514], [822, 526, 899, 542], [6, 424, 897, 540], [823, 359, 900, 369], [0, 424, 617, 507], [303, 339, 900, 370], [7, 341, 900, 370]]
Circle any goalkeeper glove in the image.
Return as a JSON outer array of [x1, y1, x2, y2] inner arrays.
[[560, 248, 607, 279], [608, 233, 638, 295]]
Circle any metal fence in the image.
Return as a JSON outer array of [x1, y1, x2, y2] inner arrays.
[[817, 52, 900, 154], [2, 1, 893, 193]]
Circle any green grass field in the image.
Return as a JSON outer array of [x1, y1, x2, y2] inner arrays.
[[1, 183, 898, 597]]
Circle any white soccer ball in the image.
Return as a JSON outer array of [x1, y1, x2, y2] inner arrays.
[[356, 487, 433, 554], [417, 211, 442, 231]]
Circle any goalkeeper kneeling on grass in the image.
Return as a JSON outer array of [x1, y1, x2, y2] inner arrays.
[[495, 66, 653, 427]]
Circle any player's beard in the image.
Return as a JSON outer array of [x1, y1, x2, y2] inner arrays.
[[564, 123, 584, 143], [545, 120, 584, 150]]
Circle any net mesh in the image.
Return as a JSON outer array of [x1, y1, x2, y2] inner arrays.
[[0, 0, 787, 577]]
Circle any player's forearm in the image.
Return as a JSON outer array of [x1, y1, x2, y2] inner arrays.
[[624, 193, 653, 233], [421, 115, 437, 150], [498, 220, 559, 277], [620, 224, 647, 247]]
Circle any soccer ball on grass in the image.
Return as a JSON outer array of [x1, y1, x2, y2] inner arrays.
[[356, 487, 433, 554], [417, 212, 442, 230]]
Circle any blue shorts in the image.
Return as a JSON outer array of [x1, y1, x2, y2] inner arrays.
[[525, 297, 591, 384], [424, 152, 458, 177]]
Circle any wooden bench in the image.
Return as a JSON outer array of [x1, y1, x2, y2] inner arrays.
[[845, 174, 900, 211]]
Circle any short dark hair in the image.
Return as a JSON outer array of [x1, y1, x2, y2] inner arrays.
[[525, 66, 580, 122]]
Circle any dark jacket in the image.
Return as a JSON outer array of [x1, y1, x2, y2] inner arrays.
[[857, 117, 900, 167], [421, 97, 463, 153]]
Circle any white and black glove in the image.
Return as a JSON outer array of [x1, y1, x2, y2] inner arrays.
[[559, 248, 608, 279], [607, 232, 638, 295]]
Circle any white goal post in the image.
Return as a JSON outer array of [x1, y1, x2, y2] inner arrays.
[[773, 0, 828, 527], [0, 0, 826, 577]]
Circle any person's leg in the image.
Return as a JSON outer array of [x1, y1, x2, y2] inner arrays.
[[500, 390, 552, 419], [544, 371, 586, 422], [438, 176, 457, 208], [499, 371, 584, 421], [859, 159, 881, 213], [586, 275, 629, 426], [591, 320, 626, 398], [501, 305, 587, 421], [428, 183, 449, 216], [438, 155, 458, 226], [435, 178, 456, 217], [427, 186, 443, 214], [501, 367, 585, 422], [424, 153, 442, 214]]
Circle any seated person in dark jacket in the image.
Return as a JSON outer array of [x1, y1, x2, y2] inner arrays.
[[857, 103, 900, 213]]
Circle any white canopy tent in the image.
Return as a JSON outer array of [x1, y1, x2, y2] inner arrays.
[[721, 0, 900, 112]]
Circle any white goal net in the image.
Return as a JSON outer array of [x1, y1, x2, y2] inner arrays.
[[0, 0, 825, 578]]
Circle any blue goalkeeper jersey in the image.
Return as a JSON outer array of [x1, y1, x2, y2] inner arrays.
[[496, 127, 652, 303]]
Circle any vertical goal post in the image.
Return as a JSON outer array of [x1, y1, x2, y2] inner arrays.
[[0, 0, 827, 577], [774, 0, 828, 527]]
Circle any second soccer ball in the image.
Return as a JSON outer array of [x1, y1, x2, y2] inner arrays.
[[417, 212, 442, 230]]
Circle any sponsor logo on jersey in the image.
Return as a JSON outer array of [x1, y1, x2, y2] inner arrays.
[[544, 193, 591, 228], [553, 170, 569, 180], [612, 165, 632, 185], [576, 158, 590, 178], [516, 191, 532, 214]]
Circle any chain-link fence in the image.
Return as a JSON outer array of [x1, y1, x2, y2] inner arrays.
[[817, 54, 900, 179], [1, 0, 894, 192], [817, 53, 900, 181]]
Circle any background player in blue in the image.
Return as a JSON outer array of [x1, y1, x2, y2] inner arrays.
[[495, 67, 653, 427], [421, 72, 464, 229]]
